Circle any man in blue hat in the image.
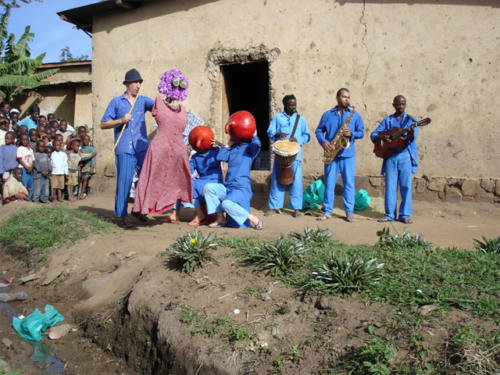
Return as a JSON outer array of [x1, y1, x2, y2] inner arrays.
[[101, 68, 154, 226]]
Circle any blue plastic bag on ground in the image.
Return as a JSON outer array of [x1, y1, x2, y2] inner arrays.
[[13, 304, 64, 341], [354, 189, 370, 211], [303, 179, 325, 210]]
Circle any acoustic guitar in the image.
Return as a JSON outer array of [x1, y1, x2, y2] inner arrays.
[[373, 117, 431, 159]]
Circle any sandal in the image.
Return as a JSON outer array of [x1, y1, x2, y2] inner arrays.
[[399, 217, 413, 224], [316, 214, 331, 221], [292, 211, 303, 218], [346, 214, 356, 223], [209, 221, 225, 228], [251, 220, 264, 230], [377, 216, 392, 222]]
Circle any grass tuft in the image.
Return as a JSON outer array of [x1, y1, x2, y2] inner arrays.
[[170, 231, 218, 273], [473, 235, 500, 255]]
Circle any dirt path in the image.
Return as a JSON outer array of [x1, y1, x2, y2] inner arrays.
[[2, 189, 496, 249]]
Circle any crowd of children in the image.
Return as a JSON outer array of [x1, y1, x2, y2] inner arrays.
[[0, 103, 97, 204]]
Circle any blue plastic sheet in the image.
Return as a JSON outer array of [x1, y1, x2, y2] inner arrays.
[[13, 304, 64, 341]]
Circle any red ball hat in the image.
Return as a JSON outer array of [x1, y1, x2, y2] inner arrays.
[[225, 111, 256, 142], [189, 126, 214, 151]]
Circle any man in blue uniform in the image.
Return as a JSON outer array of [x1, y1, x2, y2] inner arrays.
[[101, 68, 154, 226], [315, 88, 364, 222], [267, 94, 310, 217], [370, 95, 417, 224]]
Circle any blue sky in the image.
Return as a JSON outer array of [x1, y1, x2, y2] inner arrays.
[[7, 0, 98, 63]]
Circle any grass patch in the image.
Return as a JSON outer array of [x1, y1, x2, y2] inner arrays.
[[228, 228, 499, 318], [0, 206, 114, 266]]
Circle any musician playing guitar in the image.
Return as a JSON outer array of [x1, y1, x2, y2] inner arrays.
[[370, 95, 418, 224]]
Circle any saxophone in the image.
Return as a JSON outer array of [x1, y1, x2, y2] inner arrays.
[[322, 108, 355, 165]]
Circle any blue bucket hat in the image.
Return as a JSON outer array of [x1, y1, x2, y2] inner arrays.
[[123, 68, 143, 83]]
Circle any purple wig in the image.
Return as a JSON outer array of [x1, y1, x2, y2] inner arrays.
[[157, 68, 189, 101]]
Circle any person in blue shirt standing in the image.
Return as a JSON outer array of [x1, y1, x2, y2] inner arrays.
[[101, 68, 154, 226], [315, 88, 364, 222], [17, 105, 39, 131], [267, 95, 310, 217], [370, 95, 418, 224]]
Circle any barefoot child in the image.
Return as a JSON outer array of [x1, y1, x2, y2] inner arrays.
[[50, 140, 67, 201], [32, 140, 51, 203], [16, 133, 34, 200], [78, 134, 96, 199], [67, 138, 95, 201]]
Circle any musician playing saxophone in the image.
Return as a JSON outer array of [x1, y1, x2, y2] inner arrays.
[[315, 88, 364, 222], [370, 95, 417, 224]]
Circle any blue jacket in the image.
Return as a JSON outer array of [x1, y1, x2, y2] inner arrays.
[[190, 147, 223, 199], [101, 94, 154, 155], [315, 106, 364, 159], [217, 136, 261, 208], [267, 111, 310, 161], [370, 112, 419, 174]]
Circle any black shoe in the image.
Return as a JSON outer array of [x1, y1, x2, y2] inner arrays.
[[131, 211, 149, 223], [117, 217, 134, 228]]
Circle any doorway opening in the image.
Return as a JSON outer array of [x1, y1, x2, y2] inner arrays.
[[221, 61, 270, 170]]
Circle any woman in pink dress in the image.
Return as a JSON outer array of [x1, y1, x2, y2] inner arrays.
[[133, 69, 193, 219]]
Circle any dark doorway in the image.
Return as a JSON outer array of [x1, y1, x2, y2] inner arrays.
[[221, 61, 270, 170]]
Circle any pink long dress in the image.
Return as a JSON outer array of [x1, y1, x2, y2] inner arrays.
[[133, 97, 193, 214]]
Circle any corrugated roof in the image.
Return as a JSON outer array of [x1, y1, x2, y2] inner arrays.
[[57, 0, 142, 34]]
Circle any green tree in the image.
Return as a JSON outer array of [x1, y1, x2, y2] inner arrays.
[[0, 3, 58, 101], [59, 45, 89, 62]]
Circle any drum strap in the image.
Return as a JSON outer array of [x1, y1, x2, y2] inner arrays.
[[290, 114, 301, 140]]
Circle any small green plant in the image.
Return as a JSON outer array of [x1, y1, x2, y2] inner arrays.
[[0, 371, 21, 375], [311, 251, 384, 293], [271, 355, 284, 374], [335, 336, 395, 375], [170, 231, 218, 273], [377, 227, 432, 250], [289, 227, 332, 246], [179, 306, 198, 324], [473, 235, 500, 254], [225, 325, 253, 342], [243, 236, 307, 276]]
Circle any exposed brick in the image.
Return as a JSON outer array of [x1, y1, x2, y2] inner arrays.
[[445, 186, 462, 201], [414, 178, 427, 193], [355, 176, 369, 190], [427, 177, 446, 192], [480, 179, 495, 193], [461, 179, 479, 196], [369, 176, 383, 187]]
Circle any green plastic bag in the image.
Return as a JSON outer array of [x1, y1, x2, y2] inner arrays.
[[303, 179, 325, 210], [13, 304, 65, 341], [354, 189, 370, 211]]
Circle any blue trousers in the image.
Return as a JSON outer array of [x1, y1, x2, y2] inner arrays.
[[204, 183, 249, 226], [269, 158, 303, 210], [384, 151, 412, 221], [115, 152, 146, 217], [22, 168, 33, 200], [323, 156, 355, 215], [33, 176, 50, 202]]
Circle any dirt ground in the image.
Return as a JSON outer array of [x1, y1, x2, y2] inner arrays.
[[0, 188, 498, 374]]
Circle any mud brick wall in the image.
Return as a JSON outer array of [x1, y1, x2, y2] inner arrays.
[[355, 176, 500, 203]]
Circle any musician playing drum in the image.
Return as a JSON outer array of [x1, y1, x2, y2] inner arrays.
[[315, 88, 364, 222], [370, 95, 417, 224], [267, 95, 310, 217]]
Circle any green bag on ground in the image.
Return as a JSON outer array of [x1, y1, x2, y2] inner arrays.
[[13, 304, 65, 341], [354, 189, 370, 211], [302, 179, 325, 210]]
